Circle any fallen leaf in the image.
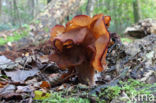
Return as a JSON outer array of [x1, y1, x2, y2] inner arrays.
[[25, 52, 30, 57], [40, 81, 51, 89], [5, 68, 39, 82], [0, 81, 8, 88], [0, 85, 15, 94], [0, 56, 17, 70], [39, 55, 49, 63], [16, 86, 32, 93], [0, 92, 22, 100], [25, 78, 38, 85], [49, 73, 60, 78], [34, 90, 51, 100], [56, 84, 68, 91]]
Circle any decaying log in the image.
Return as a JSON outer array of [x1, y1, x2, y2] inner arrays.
[[90, 34, 156, 95], [107, 34, 156, 82], [125, 18, 156, 38]]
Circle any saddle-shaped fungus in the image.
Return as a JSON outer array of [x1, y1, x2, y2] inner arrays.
[[49, 14, 111, 85]]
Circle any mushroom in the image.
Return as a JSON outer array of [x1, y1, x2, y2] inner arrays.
[[49, 14, 111, 85]]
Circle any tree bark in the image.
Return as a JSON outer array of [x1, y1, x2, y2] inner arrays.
[[47, 0, 51, 4], [33, 0, 84, 34], [27, 0, 35, 17], [0, 0, 85, 51], [13, 0, 22, 26], [86, 0, 95, 17], [0, 0, 2, 16], [113, 0, 119, 33], [133, 0, 141, 23], [34, 0, 39, 17]]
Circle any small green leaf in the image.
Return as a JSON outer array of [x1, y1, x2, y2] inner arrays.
[[34, 90, 51, 100]]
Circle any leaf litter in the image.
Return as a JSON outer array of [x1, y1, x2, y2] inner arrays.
[[0, 33, 155, 102]]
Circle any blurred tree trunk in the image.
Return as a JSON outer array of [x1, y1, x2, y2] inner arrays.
[[28, 0, 35, 17], [86, 0, 95, 17], [113, 0, 119, 33], [35, 0, 39, 16], [47, 0, 51, 4], [96, 0, 100, 9], [105, 0, 111, 11], [0, 0, 1, 16], [13, 0, 22, 26], [133, 0, 141, 23], [9, 1, 13, 24], [0, 0, 85, 51], [34, 0, 84, 33]]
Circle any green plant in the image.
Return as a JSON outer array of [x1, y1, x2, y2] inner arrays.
[[0, 26, 30, 46], [96, 79, 156, 102], [120, 79, 153, 96], [34, 92, 90, 103], [121, 37, 133, 43], [43, 27, 49, 33]]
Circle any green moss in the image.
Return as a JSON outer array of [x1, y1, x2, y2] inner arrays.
[[121, 37, 133, 43], [120, 79, 153, 96], [32, 20, 41, 24], [34, 92, 89, 103], [0, 27, 30, 46], [96, 79, 156, 102], [33, 79, 156, 103], [43, 27, 49, 33]]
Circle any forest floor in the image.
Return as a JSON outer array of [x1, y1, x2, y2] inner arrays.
[[0, 31, 156, 103]]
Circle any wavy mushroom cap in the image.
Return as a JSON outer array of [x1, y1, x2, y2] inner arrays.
[[50, 14, 111, 72]]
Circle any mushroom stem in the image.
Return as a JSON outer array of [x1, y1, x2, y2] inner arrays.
[[76, 61, 95, 85]]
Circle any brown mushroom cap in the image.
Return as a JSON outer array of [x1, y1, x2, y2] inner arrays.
[[50, 13, 111, 72]]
